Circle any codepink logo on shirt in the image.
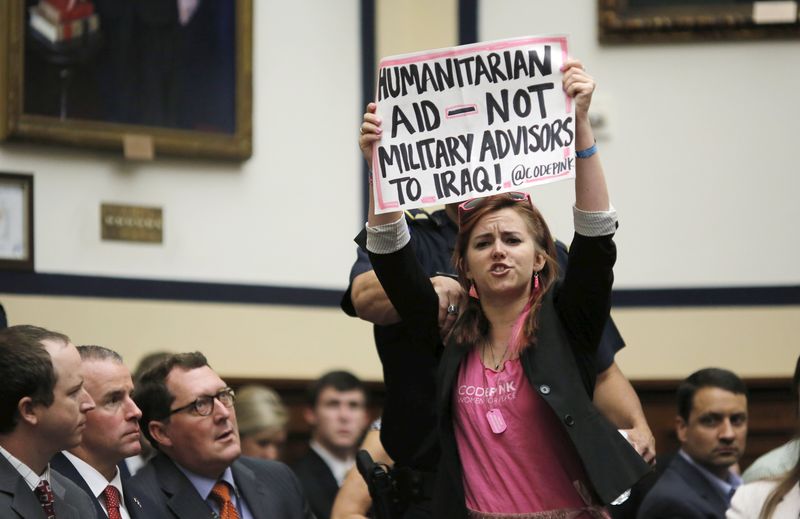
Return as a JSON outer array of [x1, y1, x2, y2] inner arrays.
[[457, 380, 517, 405]]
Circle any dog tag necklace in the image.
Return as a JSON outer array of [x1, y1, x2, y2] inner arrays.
[[483, 341, 509, 434]]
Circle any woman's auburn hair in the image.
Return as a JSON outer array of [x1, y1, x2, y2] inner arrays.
[[450, 194, 559, 352]]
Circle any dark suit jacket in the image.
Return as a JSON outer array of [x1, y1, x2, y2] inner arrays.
[[50, 452, 151, 519], [129, 452, 313, 519], [370, 232, 651, 518], [0, 454, 99, 518], [636, 454, 730, 519], [292, 448, 339, 519]]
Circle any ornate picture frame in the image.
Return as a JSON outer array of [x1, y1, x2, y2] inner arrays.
[[0, 172, 34, 271], [1, 0, 252, 160], [599, 0, 800, 43]]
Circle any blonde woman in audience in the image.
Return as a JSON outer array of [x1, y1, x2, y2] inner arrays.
[[235, 385, 289, 461]]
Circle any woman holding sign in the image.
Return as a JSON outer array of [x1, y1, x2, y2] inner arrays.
[[358, 58, 649, 518]]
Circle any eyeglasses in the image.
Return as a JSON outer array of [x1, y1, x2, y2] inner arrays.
[[168, 387, 236, 417], [457, 191, 532, 224]]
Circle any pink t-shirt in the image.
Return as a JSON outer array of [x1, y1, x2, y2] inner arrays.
[[454, 347, 595, 514]]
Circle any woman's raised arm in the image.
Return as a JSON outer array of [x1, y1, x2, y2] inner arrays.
[[562, 59, 610, 213], [359, 102, 403, 228]]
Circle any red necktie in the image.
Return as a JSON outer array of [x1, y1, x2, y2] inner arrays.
[[33, 480, 56, 519], [103, 485, 122, 519], [210, 481, 240, 519]]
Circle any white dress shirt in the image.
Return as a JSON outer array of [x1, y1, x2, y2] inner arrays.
[[0, 444, 52, 490], [62, 451, 131, 519]]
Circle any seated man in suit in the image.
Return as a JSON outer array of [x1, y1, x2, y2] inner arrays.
[[293, 370, 370, 519], [51, 345, 151, 518], [0, 325, 99, 518], [130, 351, 312, 519], [638, 368, 748, 519]]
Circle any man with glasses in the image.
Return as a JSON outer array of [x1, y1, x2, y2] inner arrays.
[[130, 352, 312, 519]]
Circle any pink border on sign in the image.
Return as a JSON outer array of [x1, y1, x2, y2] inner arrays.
[[374, 36, 570, 211], [445, 104, 479, 119]]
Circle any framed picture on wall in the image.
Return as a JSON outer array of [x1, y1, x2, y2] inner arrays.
[[0, 172, 34, 271], [0, 0, 253, 160], [599, 0, 800, 43]]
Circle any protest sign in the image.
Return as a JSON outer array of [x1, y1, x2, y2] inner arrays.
[[372, 35, 575, 213]]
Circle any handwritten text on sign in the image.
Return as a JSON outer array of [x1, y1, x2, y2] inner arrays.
[[372, 36, 574, 213]]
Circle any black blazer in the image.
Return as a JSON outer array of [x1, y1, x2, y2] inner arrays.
[[637, 453, 730, 519], [129, 452, 314, 519], [50, 452, 150, 519], [369, 231, 650, 518], [292, 448, 339, 519]]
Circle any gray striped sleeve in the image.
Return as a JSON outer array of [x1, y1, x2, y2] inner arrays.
[[365, 215, 410, 254], [573, 205, 618, 237]]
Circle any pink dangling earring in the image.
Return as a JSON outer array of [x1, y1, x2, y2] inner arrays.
[[533, 272, 540, 291], [469, 281, 479, 299]]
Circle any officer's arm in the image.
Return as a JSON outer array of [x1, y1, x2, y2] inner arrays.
[[352, 270, 466, 337], [594, 362, 656, 464], [331, 430, 393, 519], [351, 270, 402, 325]]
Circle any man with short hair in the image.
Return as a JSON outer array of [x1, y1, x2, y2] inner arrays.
[[50, 345, 153, 518], [293, 370, 370, 519], [0, 325, 99, 518], [637, 368, 749, 519], [130, 351, 312, 518]]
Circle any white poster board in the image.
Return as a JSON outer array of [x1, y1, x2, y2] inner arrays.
[[372, 35, 575, 213]]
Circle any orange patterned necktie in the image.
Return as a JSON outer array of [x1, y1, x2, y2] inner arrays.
[[210, 481, 241, 519]]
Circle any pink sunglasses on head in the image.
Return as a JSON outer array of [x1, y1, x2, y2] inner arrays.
[[457, 192, 533, 224]]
